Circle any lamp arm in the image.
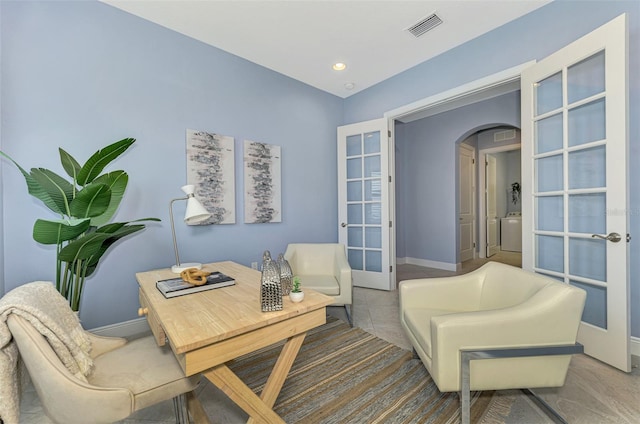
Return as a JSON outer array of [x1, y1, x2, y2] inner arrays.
[[169, 196, 189, 267]]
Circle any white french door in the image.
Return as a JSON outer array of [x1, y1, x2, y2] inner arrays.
[[521, 14, 630, 371], [337, 118, 393, 290]]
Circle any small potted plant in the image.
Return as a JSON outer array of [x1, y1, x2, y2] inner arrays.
[[289, 276, 304, 303]]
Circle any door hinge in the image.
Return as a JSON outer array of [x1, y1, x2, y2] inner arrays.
[[388, 175, 392, 183], [472, 158, 475, 164], [473, 242, 476, 248], [388, 130, 392, 137], [390, 265, 393, 272], [389, 221, 393, 228]]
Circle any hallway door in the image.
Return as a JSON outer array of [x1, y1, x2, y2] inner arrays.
[[459, 144, 476, 262], [486, 155, 499, 257], [521, 14, 630, 371]]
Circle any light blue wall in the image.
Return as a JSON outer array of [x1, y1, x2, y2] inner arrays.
[[0, 1, 343, 328], [348, 0, 640, 337]]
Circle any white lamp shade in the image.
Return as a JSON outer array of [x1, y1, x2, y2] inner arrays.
[[180, 185, 211, 224], [184, 197, 211, 224]]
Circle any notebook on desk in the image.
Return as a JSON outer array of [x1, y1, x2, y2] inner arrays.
[[156, 271, 235, 298]]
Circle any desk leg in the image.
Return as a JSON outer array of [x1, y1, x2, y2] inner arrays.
[[202, 332, 307, 424], [204, 364, 285, 424], [247, 333, 306, 424]]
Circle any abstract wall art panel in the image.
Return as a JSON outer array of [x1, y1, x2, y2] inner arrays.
[[186, 129, 236, 224], [244, 140, 282, 223]]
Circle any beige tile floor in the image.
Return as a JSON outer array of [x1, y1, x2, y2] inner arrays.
[[18, 252, 640, 423]]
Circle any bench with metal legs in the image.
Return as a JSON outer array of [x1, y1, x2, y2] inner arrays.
[[460, 343, 584, 424]]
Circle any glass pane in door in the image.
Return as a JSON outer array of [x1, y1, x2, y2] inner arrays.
[[568, 146, 606, 189], [569, 237, 606, 281], [568, 51, 605, 103], [568, 99, 606, 146], [535, 72, 563, 115], [570, 280, 607, 328]]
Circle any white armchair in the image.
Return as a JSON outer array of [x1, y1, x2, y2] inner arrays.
[[284, 243, 353, 325], [399, 262, 586, 423]]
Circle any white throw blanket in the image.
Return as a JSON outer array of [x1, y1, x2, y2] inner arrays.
[[0, 282, 94, 424]]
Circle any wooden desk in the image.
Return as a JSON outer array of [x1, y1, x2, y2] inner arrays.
[[136, 261, 333, 424]]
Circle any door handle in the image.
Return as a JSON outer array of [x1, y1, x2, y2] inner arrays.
[[591, 232, 622, 243], [341, 222, 347, 228]]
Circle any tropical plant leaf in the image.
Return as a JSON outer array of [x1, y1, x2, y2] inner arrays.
[[0, 151, 64, 214], [77, 138, 135, 186], [97, 218, 160, 234], [60, 223, 147, 275], [69, 184, 111, 218], [58, 232, 110, 263], [89, 171, 128, 227], [86, 224, 147, 269], [33, 218, 90, 245], [30, 168, 75, 216], [59, 148, 81, 183]]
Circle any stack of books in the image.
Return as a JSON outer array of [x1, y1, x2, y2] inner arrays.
[[156, 271, 235, 298]]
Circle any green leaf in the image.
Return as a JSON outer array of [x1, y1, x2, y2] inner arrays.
[[59, 232, 110, 263], [0, 151, 64, 214], [60, 223, 147, 275], [77, 138, 135, 186], [89, 171, 128, 227], [33, 218, 90, 245], [69, 184, 111, 218], [30, 168, 74, 216], [59, 148, 81, 183]]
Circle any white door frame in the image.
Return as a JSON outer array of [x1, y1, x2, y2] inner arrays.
[[478, 143, 521, 258], [384, 61, 534, 268]]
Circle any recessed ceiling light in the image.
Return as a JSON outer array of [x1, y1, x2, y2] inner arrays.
[[332, 62, 347, 71]]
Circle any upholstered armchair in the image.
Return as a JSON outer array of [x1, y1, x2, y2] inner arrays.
[[284, 243, 353, 325], [399, 262, 586, 424], [3, 282, 205, 424]]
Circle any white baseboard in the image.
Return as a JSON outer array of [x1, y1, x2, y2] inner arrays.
[[397, 257, 457, 272], [631, 337, 640, 358], [89, 317, 150, 338]]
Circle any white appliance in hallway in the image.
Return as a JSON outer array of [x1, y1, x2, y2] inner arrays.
[[501, 212, 521, 252]]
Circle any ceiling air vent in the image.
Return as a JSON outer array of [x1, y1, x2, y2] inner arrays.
[[406, 13, 443, 38]]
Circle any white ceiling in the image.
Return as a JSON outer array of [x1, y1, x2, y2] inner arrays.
[[102, 0, 551, 98]]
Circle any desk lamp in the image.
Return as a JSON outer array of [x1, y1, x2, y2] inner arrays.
[[170, 184, 211, 273]]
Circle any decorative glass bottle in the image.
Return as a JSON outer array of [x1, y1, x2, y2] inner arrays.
[[277, 253, 293, 295], [260, 256, 283, 312]]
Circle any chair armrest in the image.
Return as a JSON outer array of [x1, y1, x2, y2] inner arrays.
[[86, 332, 127, 359], [333, 248, 351, 284], [333, 245, 352, 304], [399, 270, 485, 312]]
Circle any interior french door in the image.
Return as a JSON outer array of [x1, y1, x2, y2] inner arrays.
[[337, 118, 393, 290], [521, 14, 629, 371]]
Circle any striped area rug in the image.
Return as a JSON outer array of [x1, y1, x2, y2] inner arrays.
[[227, 317, 499, 423]]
